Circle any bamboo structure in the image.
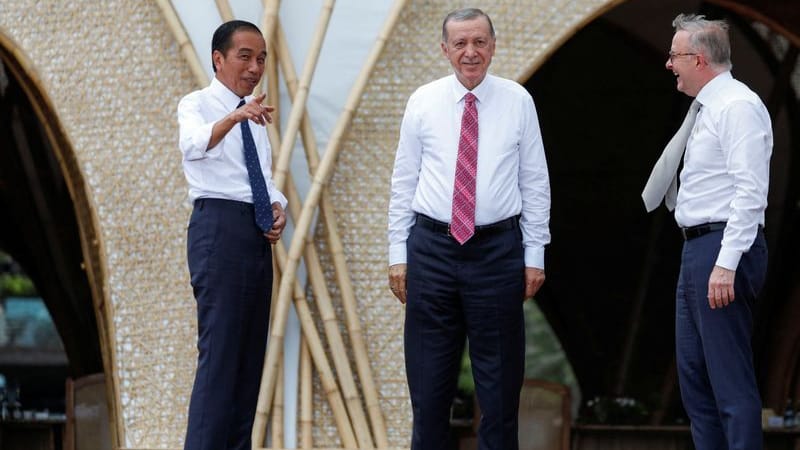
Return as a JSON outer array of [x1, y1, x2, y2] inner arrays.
[[300, 340, 313, 449], [260, 0, 281, 58], [256, 1, 410, 444], [154, 0, 208, 87], [270, 20, 381, 448], [267, 41, 281, 130], [274, 22, 389, 448], [272, 0, 335, 191], [214, 0, 234, 22], [255, 124, 358, 449], [271, 361, 285, 449]]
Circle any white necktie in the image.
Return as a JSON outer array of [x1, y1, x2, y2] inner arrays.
[[641, 100, 701, 212]]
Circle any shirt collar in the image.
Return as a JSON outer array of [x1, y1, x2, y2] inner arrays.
[[210, 77, 248, 110], [450, 74, 491, 104], [695, 70, 732, 107]]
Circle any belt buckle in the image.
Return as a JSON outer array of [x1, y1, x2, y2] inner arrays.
[[446, 223, 452, 237]]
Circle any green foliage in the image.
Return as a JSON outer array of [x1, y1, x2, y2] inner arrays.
[[523, 300, 576, 386], [0, 273, 37, 297], [0, 251, 37, 297], [457, 348, 474, 394]]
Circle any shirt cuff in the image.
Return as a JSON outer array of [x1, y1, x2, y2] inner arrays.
[[525, 246, 545, 270], [388, 243, 407, 266], [715, 247, 742, 271]]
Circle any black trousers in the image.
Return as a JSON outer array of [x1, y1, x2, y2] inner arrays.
[[184, 198, 273, 450], [405, 218, 526, 450]]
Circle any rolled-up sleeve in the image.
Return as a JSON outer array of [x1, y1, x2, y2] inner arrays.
[[178, 93, 214, 161]]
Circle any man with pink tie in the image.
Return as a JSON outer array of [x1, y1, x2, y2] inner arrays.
[[387, 8, 551, 449]]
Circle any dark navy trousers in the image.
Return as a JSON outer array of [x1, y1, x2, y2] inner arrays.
[[676, 228, 767, 450], [184, 198, 273, 450], [405, 219, 526, 450]]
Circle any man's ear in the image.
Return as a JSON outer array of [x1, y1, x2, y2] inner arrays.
[[440, 41, 448, 58], [212, 50, 223, 71]]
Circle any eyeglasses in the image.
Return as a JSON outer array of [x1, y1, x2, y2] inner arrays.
[[668, 52, 698, 63]]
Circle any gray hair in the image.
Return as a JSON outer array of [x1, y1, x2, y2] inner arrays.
[[672, 13, 732, 70], [442, 8, 495, 42]]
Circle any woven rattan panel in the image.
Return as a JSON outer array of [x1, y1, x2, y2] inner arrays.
[[0, 0, 198, 447], [316, 0, 617, 447]]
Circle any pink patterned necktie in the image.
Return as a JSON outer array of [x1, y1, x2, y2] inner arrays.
[[450, 92, 478, 244]]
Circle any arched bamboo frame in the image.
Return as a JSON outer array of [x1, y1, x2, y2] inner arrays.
[[0, 29, 121, 448]]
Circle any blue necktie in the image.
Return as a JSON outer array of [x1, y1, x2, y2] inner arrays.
[[238, 99, 273, 232]]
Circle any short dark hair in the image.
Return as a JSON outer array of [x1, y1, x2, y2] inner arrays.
[[211, 20, 262, 73], [442, 8, 495, 43]]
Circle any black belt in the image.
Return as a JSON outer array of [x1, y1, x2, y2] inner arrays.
[[680, 222, 726, 241], [415, 214, 519, 238]]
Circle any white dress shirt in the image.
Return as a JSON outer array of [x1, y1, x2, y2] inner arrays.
[[178, 77, 287, 208], [388, 74, 551, 268], [676, 71, 772, 270]]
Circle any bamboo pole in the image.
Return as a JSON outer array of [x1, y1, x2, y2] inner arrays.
[[253, 253, 283, 448], [260, 0, 281, 59], [275, 23, 388, 448], [254, 125, 358, 449], [154, 0, 208, 87], [284, 149, 374, 448], [271, 356, 285, 449], [255, 242, 358, 448], [268, 118, 369, 447], [268, 3, 409, 437], [214, 0, 234, 22], [267, 41, 281, 131], [272, 0, 335, 192], [255, 0, 281, 96], [299, 340, 313, 449], [253, 0, 349, 444]]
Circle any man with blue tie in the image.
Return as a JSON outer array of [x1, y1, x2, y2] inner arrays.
[[388, 8, 551, 449], [643, 13, 772, 450], [177, 20, 287, 450]]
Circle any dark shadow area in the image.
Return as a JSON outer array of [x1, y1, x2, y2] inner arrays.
[[0, 52, 103, 415], [525, 0, 799, 426]]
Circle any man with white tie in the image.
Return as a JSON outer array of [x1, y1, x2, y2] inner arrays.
[[387, 8, 550, 450], [643, 13, 772, 450]]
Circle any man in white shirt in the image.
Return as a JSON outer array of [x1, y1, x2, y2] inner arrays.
[[177, 20, 287, 450], [387, 8, 550, 449], [658, 13, 771, 450]]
